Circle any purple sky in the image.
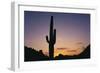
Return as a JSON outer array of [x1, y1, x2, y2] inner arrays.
[[24, 11, 90, 56]]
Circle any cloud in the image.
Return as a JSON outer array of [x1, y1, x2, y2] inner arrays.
[[76, 42, 83, 45], [67, 50, 77, 52], [57, 48, 69, 50]]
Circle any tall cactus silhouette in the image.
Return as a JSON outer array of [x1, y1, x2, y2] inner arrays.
[[46, 16, 56, 60]]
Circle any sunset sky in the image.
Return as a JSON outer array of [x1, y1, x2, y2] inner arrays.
[[24, 11, 90, 57]]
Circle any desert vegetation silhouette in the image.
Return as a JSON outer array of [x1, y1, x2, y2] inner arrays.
[[46, 16, 56, 60], [24, 16, 90, 61]]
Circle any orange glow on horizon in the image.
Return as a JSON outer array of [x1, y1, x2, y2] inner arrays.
[[43, 47, 85, 57]]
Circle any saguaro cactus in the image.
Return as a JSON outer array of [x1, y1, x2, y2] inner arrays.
[[46, 16, 56, 60]]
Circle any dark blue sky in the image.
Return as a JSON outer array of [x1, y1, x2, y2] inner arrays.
[[24, 11, 90, 55]]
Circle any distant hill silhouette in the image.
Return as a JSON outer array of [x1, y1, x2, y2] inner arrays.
[[78, 44, 90, 58], [24, 44, 90, 61], [55, 44, 90, 60], [24, 46, 49, 61]]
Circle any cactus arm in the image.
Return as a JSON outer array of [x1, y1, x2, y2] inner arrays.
[[46, 36, 49, 43], [53, 29, 56, 44]]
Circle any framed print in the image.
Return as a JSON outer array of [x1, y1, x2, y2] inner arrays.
[[11, 2, 97, 71]]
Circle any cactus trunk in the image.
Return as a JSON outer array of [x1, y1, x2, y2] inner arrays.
[[46, 16, 56, 60]]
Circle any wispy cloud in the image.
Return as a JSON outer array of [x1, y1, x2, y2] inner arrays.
[[57, 48, 69, 50], [76, 42, 83, 45]]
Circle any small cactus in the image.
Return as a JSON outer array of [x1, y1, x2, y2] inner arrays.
[[46, 16, 56, 60]]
